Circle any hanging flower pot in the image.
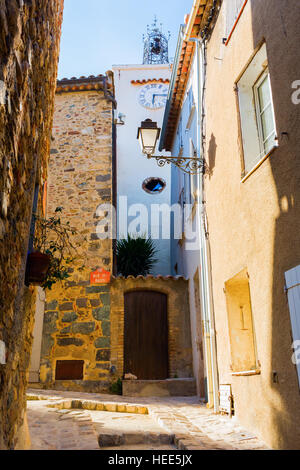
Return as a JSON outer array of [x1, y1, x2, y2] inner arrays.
[[25, 251, 51, 285], [27, 207, 85, 290]]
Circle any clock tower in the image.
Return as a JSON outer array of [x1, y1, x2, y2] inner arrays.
[[112, 19, 172, 276]]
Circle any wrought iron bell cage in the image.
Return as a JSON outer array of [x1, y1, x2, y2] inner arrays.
[[143, 17, 170, 65]]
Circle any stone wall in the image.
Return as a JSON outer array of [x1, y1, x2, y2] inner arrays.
[[0, 0, 63, 449], [38, 78, 116, 393], [110, 276, 194, 379]]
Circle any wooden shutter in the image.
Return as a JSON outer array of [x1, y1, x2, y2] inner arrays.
[[285, 265, 300, 387], [55, 360, 84, 380], [226, 0, 245, 37]]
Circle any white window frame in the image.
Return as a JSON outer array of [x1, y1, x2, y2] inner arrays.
[[253, 69, 277, 158], [237, 43, 279, 179]]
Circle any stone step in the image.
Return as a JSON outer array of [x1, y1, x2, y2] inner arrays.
[[122, 378, 197, 397], [98, 431, 175, 448]]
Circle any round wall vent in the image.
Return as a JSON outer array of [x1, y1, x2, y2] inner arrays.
[[142, 177, 166, 194]]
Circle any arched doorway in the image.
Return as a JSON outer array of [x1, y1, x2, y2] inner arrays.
[[124, 291, 168, 380]]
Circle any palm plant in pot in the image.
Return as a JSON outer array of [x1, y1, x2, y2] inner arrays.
[[116, 234, 158, 277], [25, 207, 84, 290]]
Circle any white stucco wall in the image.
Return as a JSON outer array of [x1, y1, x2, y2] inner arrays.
[[168, 54, 207, 396], [113, 64, 172, 275]]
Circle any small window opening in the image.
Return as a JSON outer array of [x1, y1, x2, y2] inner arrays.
[[142, 177, 166, 194], [55, 360, 84, 380]]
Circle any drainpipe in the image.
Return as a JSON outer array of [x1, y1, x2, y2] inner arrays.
[[190, 36, 219, 413]]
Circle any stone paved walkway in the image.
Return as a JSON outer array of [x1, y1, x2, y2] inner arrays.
[[27, 402, 99, 450], [26, 388, 270, 450]]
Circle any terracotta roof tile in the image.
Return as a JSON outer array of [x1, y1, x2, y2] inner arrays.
[[131, 78, 170, 86], [56, 74, 113, 94]]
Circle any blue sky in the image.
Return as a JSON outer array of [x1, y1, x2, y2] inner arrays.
[[58, 0, 193, 79]]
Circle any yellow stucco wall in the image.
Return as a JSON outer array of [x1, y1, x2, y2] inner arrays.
[[205, 0, 300, 449]]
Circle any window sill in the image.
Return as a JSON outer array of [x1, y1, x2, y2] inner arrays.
[[231, 369, 261, 377], [241, 145, 278, 183]]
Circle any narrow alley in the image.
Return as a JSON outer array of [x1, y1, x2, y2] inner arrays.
[[27, 389, 268, 451], [1, 0, 300, 453]]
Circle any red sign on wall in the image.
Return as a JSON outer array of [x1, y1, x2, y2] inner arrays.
[[90, 268, 111, 285]]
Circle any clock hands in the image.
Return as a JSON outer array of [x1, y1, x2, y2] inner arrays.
[[152, 93, 167, 105], [139, 85, 168, 108]]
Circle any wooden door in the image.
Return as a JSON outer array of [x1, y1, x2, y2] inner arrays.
[[124, 291, 168, 380]]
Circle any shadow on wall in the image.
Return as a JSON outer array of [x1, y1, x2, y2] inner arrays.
[[207, 133, 217, 178], [250, 0, 300, 449]]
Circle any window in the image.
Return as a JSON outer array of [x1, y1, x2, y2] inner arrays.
[[285, 265, 300, 388], [225, 0, 246, 38], [186, 87, 196, 130], [225, 269, 259, 374], [55, 360, 84, 380], [254, 71, 277, 156], [237, 43, 278, 176], [178, 186, 186, 240], [176, 116, 183, 153], [142, 177, 166, 194]]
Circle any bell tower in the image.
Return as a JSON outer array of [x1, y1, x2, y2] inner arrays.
[[113, 16, 172, 276], [143, 16, 170, 65]]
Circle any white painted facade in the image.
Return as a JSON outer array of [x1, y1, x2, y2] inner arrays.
[[167, 53, 207, 397], [113, 63, 172, 275]]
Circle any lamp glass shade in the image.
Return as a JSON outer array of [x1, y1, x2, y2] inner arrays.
[[138, 127, 160, 155]]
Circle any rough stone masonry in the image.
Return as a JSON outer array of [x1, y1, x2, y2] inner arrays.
[[38, 74, 117, 393], [0, 0, 64, 450]]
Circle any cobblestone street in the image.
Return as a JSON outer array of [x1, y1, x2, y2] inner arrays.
[[27, 389, 269, 450]]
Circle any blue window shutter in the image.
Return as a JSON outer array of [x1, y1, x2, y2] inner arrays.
[[285, 265, 300, 388]]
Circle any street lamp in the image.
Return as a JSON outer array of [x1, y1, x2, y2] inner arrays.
[[137, 119, 161, 156], [137, 118, 204, 175]]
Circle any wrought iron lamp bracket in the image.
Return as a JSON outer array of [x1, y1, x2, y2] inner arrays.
[[146, 154, 204, 175]]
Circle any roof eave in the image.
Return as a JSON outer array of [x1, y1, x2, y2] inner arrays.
[[159, 0, 219, 152], [158, 24, 185, 152]]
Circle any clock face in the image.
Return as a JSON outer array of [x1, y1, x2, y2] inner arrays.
[[138, 83, 168, 109]]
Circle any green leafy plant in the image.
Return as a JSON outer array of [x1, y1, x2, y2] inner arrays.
[[116, 234, 158, 277], [32, 207, 85, 290], [109, 377, 122, 395]]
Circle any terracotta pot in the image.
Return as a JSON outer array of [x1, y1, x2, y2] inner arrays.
[[25, 252, 51, 285]]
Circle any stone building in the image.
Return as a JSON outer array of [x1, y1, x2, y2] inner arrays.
[[28, 16, 198, 395], [0, 0, 64, 450], [30, 70, 196, 397], [159, 0, 300, 449], [30, 74, 118, 393]]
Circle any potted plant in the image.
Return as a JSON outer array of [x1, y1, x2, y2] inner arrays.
[[25, 207, 84, 289], [116, 234, 158, 277]]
